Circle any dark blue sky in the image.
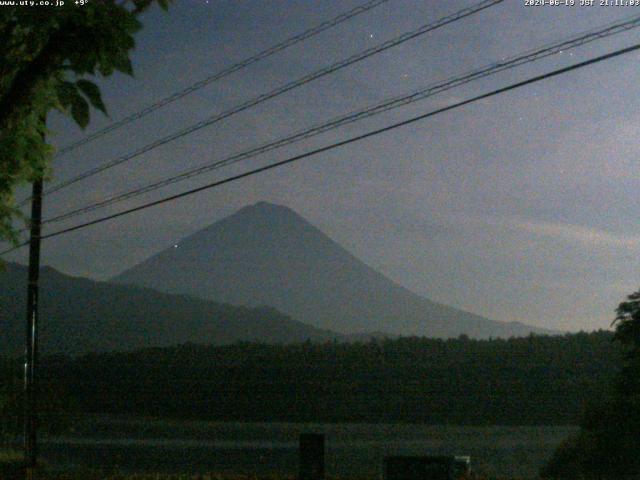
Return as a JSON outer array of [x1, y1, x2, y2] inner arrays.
[[7, 0, 640, 331]]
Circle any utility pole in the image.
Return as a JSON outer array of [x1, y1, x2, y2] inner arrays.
[[24, 176, 43, 479]]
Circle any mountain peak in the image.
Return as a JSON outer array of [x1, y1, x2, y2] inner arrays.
[[213, 201, 317, 237], [235, 201, 298, 218], [113, 202, 554, 338], [253, 201, 280, 209]]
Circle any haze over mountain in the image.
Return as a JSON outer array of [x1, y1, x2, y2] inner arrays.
[[114, 202, 555, 338], [0, 262, 335, 356]]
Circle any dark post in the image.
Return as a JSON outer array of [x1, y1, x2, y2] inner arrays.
[[24, 178, 43, 478], [299, 433, 324, 480]]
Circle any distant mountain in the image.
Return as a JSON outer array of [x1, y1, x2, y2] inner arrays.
[[113, 202, 555, 338], [0, 262, 336, 356]]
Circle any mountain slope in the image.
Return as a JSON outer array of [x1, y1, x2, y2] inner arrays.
[[113, 202, 554, 338], [0, 262, 336, 356]]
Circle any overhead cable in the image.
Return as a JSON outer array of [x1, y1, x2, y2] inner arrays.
[[41, 13, 640, 225], [3, 40, 639, 255], [29, 0, 503, 203]]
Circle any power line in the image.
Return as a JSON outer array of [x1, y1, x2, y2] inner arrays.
[[27, 0, 503, 203], [52, 0, 392, 160], [3, 40, 639, 256], [40, 13, 640, 226]]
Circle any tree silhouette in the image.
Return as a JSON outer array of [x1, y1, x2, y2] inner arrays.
[[0, 0, 170, 245], [613, 290, 640, 396], [543, 288, 640, 479]]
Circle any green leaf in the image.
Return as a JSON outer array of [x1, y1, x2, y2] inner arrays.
[[113, 54, 133, 76], [54, 81, 78, 109], [76, 79, 106, 115], [121, 11, 142, 32], [97, 63, 115, 76], [70, 95, 89, 129]]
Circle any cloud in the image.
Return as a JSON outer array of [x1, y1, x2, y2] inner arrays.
[[509, 219, 640, 250], [446, 212, 640, 251]]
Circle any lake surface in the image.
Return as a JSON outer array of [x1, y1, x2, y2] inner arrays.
[[35, 416, 577, 479]]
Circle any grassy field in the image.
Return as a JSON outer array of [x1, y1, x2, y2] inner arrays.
[[0, 450, 539, 480], [0, 466, 524, 480], [1, 417, 575, 479], [1, 463, 304, 480]]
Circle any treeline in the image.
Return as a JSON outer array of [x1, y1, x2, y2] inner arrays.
[[1, 331, 621, 426]]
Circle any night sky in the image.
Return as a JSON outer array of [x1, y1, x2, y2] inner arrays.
[[6, 0, 640, 332]]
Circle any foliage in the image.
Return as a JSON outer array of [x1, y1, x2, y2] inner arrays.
[[613, 290, 640, 397], [0, 0, 170, 245], [0, 357, 77, 439], [542, 288, 640, 479], [0, 331, 619, 426]]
